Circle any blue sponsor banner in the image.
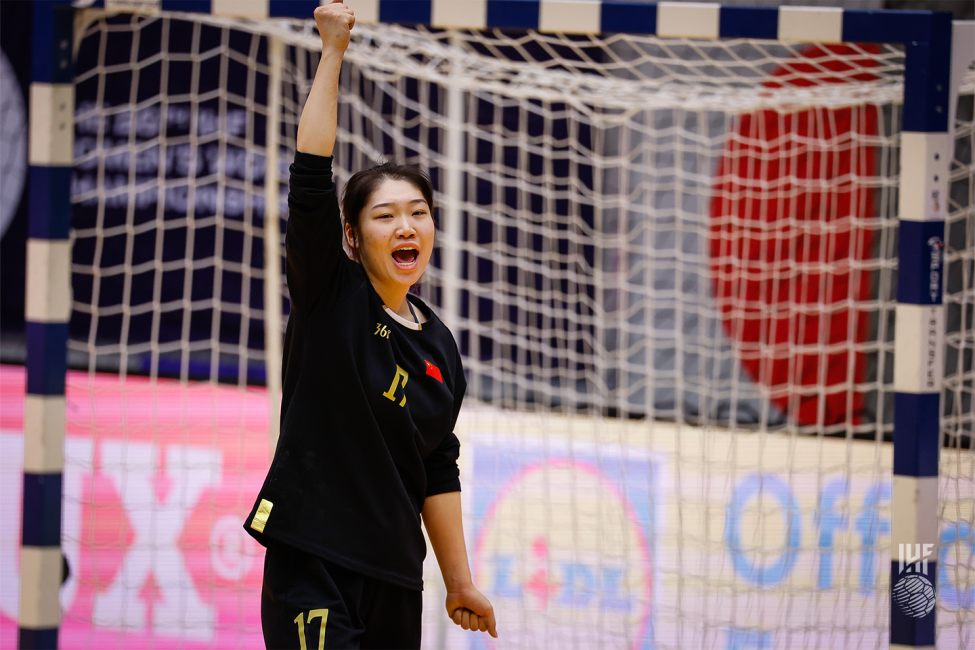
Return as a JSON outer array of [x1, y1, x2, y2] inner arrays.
[[939, 522, 975, 611]]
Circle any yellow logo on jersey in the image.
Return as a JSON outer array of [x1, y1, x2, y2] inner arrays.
[[383, 365, 409, 406]]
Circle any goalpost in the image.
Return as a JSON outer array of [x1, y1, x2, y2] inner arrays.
[[16, 1, 973, 649]]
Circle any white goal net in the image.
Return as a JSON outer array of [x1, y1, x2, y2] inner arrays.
[[5, 8, 969, 650], [939, 81, 974, 650]]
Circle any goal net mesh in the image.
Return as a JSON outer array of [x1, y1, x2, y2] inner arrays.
[[37, 8, 973, 650], [939, 87, 974, 649]]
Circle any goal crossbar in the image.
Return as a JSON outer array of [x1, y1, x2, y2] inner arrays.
[[18, 2, 968, 650]]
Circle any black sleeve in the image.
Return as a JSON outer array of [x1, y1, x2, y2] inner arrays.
[[285, 152, 343, 315], [424, 432, 461, 497], [423, 355, 467, 497]]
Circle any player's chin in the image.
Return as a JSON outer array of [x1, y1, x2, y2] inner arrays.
[[390, 264, 425, 288]]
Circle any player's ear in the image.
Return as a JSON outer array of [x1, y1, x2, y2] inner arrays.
[[344, 222, 359, 260]]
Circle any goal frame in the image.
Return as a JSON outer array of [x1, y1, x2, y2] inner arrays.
[[19, 1, 969, 649]]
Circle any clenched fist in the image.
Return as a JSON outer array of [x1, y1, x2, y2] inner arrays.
[[314, 0, 355, 53], [446, 586, 498, 639]]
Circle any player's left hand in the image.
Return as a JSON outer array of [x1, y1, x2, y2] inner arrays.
[[446, 586, 498, 638]]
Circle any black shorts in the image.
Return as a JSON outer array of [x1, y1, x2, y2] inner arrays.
[[261, 541, 422, 650]]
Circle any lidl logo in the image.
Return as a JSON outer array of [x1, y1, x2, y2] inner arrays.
[[469, 440, 662, 650]]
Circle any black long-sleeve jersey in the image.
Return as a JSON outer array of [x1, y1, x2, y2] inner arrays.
[[244, 152, 465, 591]]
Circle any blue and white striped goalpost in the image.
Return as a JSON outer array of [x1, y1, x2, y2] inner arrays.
[[19, 2, 963, 649], [883, 4, 953, 646], [20, 1, 75, 648]]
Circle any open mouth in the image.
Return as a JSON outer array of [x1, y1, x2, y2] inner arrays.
[[391, 248, 419, 268]]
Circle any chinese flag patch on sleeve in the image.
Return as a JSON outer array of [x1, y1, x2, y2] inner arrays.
[[424, 360, 443, 383]]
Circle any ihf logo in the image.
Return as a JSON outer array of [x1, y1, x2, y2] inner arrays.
[[893, 544, 936, 618]]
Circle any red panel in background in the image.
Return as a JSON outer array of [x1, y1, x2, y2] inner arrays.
[[709, 45, 881, 427], [0, 365, 269, 649]]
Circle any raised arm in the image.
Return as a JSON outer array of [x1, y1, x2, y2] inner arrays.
[[284, 2, 355, 314], [299, 1, 354, 157]]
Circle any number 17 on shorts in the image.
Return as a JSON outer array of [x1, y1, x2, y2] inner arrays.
[[294, 609, 328, 650]]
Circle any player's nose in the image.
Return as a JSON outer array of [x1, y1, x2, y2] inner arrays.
[[394, 215, 416, 237]]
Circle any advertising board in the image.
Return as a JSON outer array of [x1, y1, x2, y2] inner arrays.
[[1, 367, 971, 649]]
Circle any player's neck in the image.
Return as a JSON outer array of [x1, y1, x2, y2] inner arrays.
[[370, 278, 424, 323]]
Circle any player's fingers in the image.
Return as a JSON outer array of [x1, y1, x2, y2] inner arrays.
[[312, 5, 336, 28], [317, 4, 350, 17], [461, 608, 471, 630], [477, 616, 488, 632], [486, 611, 498, 638], [451, 608, 463, 626]]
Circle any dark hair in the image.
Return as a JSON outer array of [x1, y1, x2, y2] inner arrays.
[[341, 161, 435, 258]]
